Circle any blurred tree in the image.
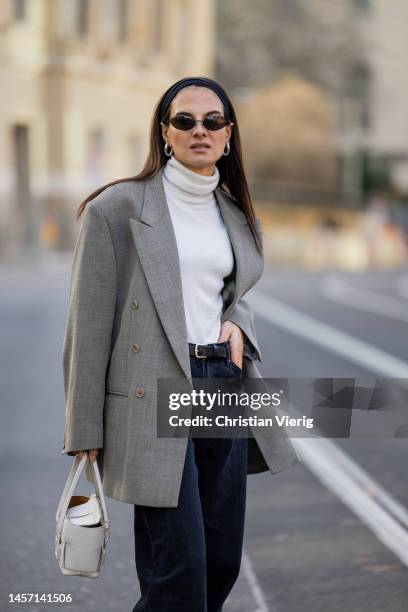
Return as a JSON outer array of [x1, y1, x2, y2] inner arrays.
[[216, 0, 369, 203], [237, 75, 337, 191], [216, 0, 365, 100]]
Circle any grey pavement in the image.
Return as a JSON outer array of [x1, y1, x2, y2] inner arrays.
[[1, 260, 408, 611]]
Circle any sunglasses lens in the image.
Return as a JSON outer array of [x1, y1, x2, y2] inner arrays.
[[170, 117, 195, 131], [169, 116, 228, 131], [204, 117, 228, 131]]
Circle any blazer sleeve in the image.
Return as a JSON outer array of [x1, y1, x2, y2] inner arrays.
[[221, 297, 262, 362], [60, 202, 117, 456], [221, 216, 264, 362]]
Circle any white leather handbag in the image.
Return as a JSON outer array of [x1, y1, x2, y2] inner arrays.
[[55, 452, 110, 578]]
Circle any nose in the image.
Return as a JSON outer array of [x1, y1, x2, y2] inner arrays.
[[192, 120, 208, 135]]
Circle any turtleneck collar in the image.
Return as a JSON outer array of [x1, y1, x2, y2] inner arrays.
[[163, 155, 220, 204]]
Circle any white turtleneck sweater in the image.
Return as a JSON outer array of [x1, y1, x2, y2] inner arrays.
[[162, 155, 234, 345]]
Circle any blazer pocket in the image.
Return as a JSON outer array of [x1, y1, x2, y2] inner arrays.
[[105, 389, 129, 398]]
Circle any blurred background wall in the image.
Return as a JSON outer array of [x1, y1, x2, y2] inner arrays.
[[0, 0, 214, 256], [0, 0, 407, 269]]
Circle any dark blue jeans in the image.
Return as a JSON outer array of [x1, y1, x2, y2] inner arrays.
[[133, 341, 248, 612]]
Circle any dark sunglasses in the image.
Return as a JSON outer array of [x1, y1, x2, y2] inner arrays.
[[166, 114, 231, 131]]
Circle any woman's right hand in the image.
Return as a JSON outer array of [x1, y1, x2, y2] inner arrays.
[[73, 449, 100, 463]]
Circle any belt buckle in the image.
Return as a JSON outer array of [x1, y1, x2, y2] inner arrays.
[[194, 344, 207, 359]]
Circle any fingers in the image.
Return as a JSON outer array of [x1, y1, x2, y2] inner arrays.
[[74, 449, 99, 462], [227, 326, 244, 369], [230, 344, 243, 369], [88, 449, 99, 463], [217, 326, 230, 343], [218, 322, 244, 368]]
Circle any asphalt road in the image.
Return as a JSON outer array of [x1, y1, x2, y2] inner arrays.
[[246, 268, 408, 612], [0, 260, 407, 612]]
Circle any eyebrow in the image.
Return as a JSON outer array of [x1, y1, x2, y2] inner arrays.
[[174, 110, 223, 116]]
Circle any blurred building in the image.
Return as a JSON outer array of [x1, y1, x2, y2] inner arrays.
[[216, 0, 408, 207], [337, 0, 408, 203], [0, 0, 215, 256], [361, 0, 408, 194]]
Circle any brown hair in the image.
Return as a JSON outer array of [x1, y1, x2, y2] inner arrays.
[[77, 82, 262, 252]]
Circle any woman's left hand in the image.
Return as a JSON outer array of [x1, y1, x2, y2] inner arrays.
[[218, 321, 244, 369]]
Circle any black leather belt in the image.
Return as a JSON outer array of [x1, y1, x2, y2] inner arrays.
[[188, 343, 228, 359]]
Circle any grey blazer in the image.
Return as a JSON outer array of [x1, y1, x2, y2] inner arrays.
[[60, 167, 299, 507]]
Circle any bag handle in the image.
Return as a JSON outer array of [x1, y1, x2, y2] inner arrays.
[[55, 453, 110, 548]]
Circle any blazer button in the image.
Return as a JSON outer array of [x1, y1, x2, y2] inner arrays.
[[132, 343, 140, 353], [131, 300, 139, 309], [135, 388, 145, 398]]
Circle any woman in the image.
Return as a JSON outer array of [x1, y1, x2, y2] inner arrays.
[[60, 76, 299, 611]]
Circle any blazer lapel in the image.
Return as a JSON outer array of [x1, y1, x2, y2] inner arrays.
[[129, 168, 192, 381], [215, 188, 263, 321], [128, 167, 262, 381]]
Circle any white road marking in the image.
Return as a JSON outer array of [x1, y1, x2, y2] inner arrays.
[[289, 432, 408, 566], [320, 276, 408, 323], [249, 291, 408, 380], [250, 288, 408, 566], [241, 548, 271, 612]]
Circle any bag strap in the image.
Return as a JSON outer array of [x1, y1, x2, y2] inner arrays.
[[55, 453, 110, 548], [91, 456, 110, 546], [56, 453, 85, 523]]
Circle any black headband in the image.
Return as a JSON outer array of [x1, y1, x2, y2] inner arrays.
[[160, 77, 231, 122]]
